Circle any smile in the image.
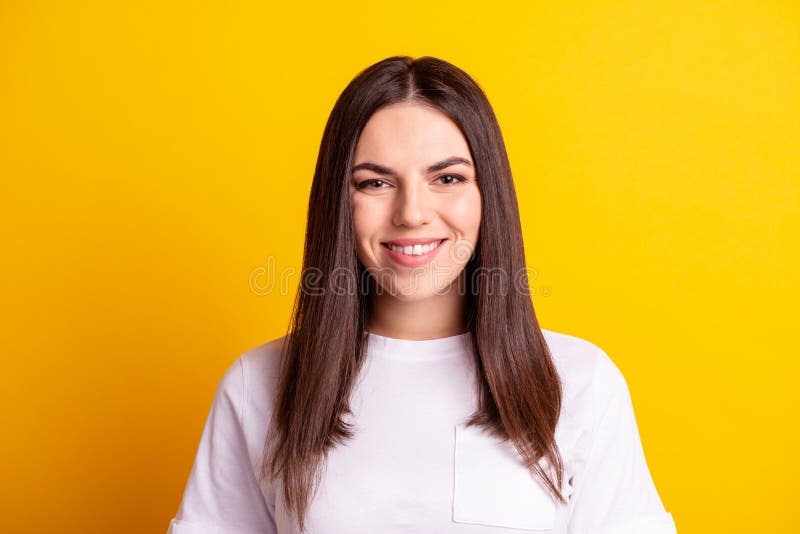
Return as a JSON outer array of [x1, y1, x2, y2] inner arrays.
[[381, 239, 444, 256], [379, 238, 448, 268]]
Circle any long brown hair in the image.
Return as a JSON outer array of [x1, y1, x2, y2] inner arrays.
[[259, 55, 565, 532]]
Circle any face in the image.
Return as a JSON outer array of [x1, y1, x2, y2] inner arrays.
[[350, 101, 482, 301]]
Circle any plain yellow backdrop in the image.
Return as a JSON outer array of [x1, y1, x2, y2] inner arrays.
[[2, 1, 798, 532]]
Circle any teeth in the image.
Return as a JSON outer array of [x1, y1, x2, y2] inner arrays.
[[388, 240, 442, 256]]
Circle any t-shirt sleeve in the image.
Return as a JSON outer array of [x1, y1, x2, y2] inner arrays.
[[566, 349, 677, 534], [167, 357, 277, 534]]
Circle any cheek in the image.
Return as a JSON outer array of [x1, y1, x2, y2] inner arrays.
[[445, 188, 482, 239], [350, 196, 382, 244]]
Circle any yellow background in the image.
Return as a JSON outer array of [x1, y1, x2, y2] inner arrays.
[[2, 1, 797, 532]]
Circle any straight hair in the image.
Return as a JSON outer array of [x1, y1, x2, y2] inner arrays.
[[259, 55, 565, 532]]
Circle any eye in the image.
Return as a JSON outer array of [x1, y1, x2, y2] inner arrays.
[[434, 174, 466, 185], [355, 179, 391, 190]]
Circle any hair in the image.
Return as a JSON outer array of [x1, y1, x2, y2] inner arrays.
[[258, 55, 565, 532]]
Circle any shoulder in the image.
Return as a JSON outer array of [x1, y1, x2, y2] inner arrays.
[[239, 335, 287, 384], [540, 328, 629, 419], [214, 335, 288, 421]]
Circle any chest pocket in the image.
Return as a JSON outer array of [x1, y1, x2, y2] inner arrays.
[[452, 423, 557, 531]]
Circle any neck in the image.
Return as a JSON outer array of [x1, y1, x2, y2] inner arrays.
[[366, 279, 468, 340]]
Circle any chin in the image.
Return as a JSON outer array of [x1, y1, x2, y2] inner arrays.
[[386, 288, 438, 302], [388, 278, 461, 300]]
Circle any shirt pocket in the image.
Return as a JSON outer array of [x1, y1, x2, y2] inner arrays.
[[452, 422, 557, 531]]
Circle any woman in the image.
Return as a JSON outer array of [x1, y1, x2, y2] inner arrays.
[[168, 56, 677, 533]]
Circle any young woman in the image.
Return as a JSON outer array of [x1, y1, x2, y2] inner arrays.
[[168, 56, 677, 534]]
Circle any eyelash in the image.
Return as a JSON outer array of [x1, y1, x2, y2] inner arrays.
[[355, 174, 467, 190]]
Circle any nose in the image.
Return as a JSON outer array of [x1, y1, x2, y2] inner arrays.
[[392, 180, 433, 227]]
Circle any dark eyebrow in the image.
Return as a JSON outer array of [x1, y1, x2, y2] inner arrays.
[[351, 156, 472, 177]]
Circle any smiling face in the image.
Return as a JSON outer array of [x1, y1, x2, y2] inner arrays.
[[350, 101, 482, 301]]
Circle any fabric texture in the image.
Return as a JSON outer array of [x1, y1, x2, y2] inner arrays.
[[168, 329, 677, 533]]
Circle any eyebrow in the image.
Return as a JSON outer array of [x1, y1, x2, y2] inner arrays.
[[351, 156, 473, 177]]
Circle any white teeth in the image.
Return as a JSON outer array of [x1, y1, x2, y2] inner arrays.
[[388, 240, 442, 256]]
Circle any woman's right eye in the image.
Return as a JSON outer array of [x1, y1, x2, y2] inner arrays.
[[356, 179, 389, 190]]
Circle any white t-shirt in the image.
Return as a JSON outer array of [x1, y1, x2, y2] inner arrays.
[[168, 328, 677, 534]]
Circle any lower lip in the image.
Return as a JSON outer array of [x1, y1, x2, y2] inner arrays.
[[381, 240, 446, 267]]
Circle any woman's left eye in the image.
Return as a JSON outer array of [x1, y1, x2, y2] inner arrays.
[[435, 174, 466, 185]]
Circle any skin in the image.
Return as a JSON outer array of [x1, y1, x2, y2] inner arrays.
[[350, 101, 482, 340]]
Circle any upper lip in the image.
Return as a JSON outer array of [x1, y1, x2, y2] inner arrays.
[[382, 237, 446, 247]]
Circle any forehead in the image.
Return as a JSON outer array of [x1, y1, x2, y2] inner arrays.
[[354, 102, 472, 166]]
